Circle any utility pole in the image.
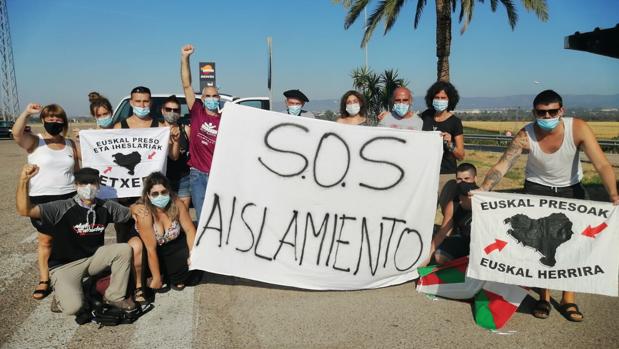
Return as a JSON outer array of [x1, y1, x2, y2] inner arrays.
[[0, 0, 19, 121], [364, 8, 368, 70]]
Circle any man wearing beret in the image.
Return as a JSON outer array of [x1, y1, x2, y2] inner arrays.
[[282, 89, 315, 118]]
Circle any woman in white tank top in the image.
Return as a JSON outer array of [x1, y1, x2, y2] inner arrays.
[[12, 103, 80, 300]]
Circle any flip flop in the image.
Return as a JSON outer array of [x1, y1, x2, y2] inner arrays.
[[32, 280, 51, 300], [532, 299, 551, 319], [559, 303, 584, 322], [134, 287, 147, 303]]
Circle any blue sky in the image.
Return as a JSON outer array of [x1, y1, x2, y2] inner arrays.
[[8, 0, 619, 115]]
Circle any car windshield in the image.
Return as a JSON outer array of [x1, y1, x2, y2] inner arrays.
[[114, 97, 191, 122]]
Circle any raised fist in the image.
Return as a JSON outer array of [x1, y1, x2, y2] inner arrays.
[[21, 164, 39, 180], [181, 44, 194, 57], [25, 103, 42, 116]]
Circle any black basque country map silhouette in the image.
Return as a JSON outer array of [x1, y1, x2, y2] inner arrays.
[[112, 151, 142, 175], [504, 213, 574, 267]]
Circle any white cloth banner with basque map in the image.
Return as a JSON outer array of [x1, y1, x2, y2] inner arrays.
[[79, 128, 170, 199], [190, 103, 443, 290], [468, 191, 619, 296]]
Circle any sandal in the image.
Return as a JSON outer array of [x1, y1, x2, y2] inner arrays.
[[532, 299, 551, 319], [134, 287, 147, 303], [559, 303, 584, 322], [32, 280, 51, 300], [172, 283, 186, 291]]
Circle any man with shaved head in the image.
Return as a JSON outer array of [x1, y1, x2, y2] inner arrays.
[[181, 44, 223, 222], [377, 86, 423, 130]]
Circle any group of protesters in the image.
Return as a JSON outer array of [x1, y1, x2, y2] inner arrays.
[[12, 43, 618, 324]]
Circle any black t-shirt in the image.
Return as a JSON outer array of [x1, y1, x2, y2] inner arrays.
[[166, 124, 190, 180], [39, 197, 132, 268], [421, 110, 463, 174], [453, 204, 472, 238]]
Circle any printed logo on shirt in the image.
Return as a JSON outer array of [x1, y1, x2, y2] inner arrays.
[[72, 223, 106, 236], [200, 122, 218, 136]]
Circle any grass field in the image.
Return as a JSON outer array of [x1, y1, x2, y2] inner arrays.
[[463, 121, 619, 139]]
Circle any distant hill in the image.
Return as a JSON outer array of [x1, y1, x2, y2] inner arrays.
[[283, 94, 619, 113]]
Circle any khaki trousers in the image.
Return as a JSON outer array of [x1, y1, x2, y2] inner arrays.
[[50, 243, 132, 315]]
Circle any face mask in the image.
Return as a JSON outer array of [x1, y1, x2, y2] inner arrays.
[[204, 98, 219, 111], [44, 122, 64, 136], [432, 99, 449, 112], [288, 105, 302, 116], [346, 103, 360, 116], [96, 115, 114, 128], [150, 194, 170, 208], [163, 112, 180, 124], [536, 117, 560, 132], [457, 181, 478, 196], [77, 184, 98, 201], [393, 103, 409, 117], [133, 105, 150, 118]]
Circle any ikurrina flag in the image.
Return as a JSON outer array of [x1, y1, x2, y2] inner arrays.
[[469, 191, 619, 297], [417, 257, 528, 330], [79, 128, 170, 199]]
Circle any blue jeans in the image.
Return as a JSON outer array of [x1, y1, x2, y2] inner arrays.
[[189, 167, 209, 223]]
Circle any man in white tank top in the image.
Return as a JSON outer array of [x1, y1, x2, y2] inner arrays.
[[479, 90, 618, 322]]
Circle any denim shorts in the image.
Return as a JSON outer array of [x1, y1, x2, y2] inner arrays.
[[170, 174, 191, 198]]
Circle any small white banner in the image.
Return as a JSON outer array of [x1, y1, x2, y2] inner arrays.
[[190, 104, 443, 290], [468, 191, 619, 296], [80, 128, 170, 199]]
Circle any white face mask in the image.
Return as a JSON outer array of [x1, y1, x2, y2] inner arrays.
[[346, 103, 360, 116], [76, 184, 98, 201]]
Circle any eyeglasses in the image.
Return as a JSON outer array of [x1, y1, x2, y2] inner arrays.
[[534, 108, 560, 117], [149, 189, 169, 198], [164, 107, 180, 113]]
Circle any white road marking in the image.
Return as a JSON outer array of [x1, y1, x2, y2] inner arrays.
[[129, 287, 195, 348], [1, 297, 78, 349]]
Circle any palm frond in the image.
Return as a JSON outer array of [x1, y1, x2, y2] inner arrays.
[[459, 0, 475, 34], [383, 0, 406, 34], [498, 0, 518, 29], [344, 0, 371, 29], [413, 0, 427, 28], [521, 0, 549, 21], [361, 1, 388, 47]]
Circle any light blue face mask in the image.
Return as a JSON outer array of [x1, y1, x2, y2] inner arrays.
[[393, 103, 409, 117], [288, 105, 302, 116], [150, 194, 170, 208], [96, 115, 114, 128], [133, 106, 150, 118], [432, 99, 449, 112], [536, 117, 560, 131], [204, 98, 219, 111]]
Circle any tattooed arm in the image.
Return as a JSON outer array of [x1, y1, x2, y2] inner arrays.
[[480, 129, 529, 191]]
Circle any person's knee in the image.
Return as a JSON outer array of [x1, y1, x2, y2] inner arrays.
[[128, 239, 143, 265], [38, 233, 52, 248], [59, 297, 84, 315]]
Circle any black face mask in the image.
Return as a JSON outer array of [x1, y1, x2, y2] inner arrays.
[[44, 122, 64, 136], [457, 181, 479, 196]]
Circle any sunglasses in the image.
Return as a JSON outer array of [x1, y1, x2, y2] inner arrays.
[[534, 108, 560, 117], [164, 107, 180, 113], [149, 189, 169, 198]]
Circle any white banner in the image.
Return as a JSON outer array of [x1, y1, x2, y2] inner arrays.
[[190, 103, 443, 290], [468, 191, 619, 296], [80, 128, 170, 199]]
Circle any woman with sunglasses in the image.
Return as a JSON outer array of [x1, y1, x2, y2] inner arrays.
[[12, 103, 79, 300], [478, 89, 619, 322], [161, 95, 191, 209], [130, 172, 196, 301]]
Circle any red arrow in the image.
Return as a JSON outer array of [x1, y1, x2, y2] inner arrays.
[[484, 239, 508, 255], [103, 166, 112, 174], [147, 151, 156, 160], [582, 222, 607, 238]]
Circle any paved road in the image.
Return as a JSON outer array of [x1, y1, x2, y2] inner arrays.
[[1, 140, 618, 348]]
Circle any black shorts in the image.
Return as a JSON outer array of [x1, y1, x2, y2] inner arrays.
[[30, 192, 76, 234], [523, 180, 588, 200]]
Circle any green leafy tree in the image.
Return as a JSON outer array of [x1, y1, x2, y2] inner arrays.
[[351, 67, 407, 124], [336, 0, 548, 82]]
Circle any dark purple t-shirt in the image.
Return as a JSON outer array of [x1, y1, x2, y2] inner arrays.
[[188, 100, 221, 173]]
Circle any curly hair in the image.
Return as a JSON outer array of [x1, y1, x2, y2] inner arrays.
[[140, 172, 179, 222], [339, 90, 368, 117], [424, 81, 460, 112]]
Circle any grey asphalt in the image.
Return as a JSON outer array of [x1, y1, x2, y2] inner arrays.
[[1, 140, 618, 349]]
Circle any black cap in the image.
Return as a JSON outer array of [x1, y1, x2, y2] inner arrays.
[[283, 89, 309, 103], [75, 168, 100, 185]]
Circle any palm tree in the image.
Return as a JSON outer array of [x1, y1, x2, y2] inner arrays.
[[336, 0, 548, 82], [351, 67, 407, 124]]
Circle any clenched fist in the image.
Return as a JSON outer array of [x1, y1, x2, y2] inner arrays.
[[20, 164, 39, 181], [181, 44, 194, 57]]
